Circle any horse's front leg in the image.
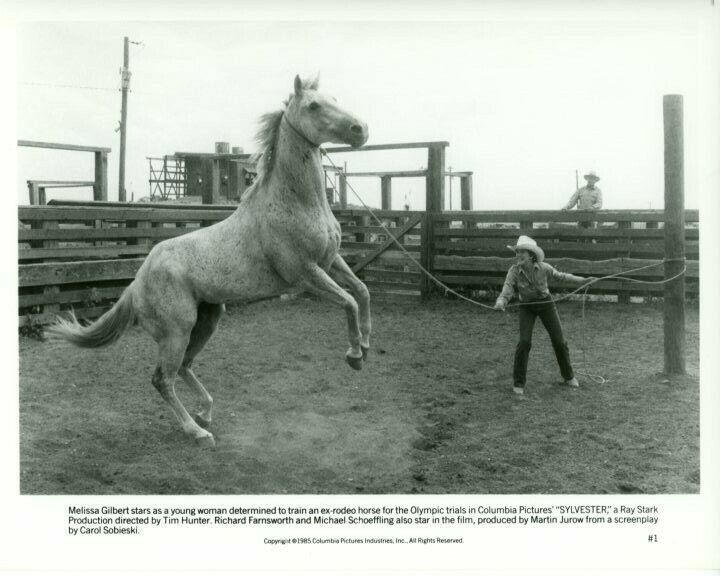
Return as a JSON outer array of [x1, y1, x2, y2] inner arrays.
[[329, 255, 371, 360], [301, 264, 364, 370]]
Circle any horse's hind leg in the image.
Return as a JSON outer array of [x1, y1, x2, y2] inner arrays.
[[179, 302, 224, 429], [153, 330, 215, 447]]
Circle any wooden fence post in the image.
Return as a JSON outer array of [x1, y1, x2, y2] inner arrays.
[[42, 219, 60, 315], [94, 151, 108, 201], [424, 143, 446, 298], [617, 221, 632, 304], [339, 173, 348, 208], [381, 176, 392, 210], [201, 158, 220, 205], [460, 176, 473, 210], [420, 212, 431, 298], [663, 94, 686, 375], [27, 182, 40, 206]]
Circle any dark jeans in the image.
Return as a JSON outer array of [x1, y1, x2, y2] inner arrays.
[[513, 297, 574, 387]]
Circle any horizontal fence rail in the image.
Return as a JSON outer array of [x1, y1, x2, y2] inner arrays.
[[18, 204, 699, 326]]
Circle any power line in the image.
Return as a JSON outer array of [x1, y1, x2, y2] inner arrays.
[[21, 81, 118, 92]]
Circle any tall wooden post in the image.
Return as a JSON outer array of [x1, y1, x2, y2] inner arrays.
[[422, 143, 446, 298], [201, 158, 220, 204], [339, 172, 348, 208], [381, 176, 392, 210], [94, 151, 108, 201], [460, 176, 473, 210], [617, 221, 632, 304], [27, 181, 40, 205], [228, 162, 240, 201], [663, 94, 686, 375]]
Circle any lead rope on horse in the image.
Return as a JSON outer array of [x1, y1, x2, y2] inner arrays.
[[320, 150, 686, 383]]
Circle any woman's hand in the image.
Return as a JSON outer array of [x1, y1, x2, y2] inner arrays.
[[494, 301, 506, 311]]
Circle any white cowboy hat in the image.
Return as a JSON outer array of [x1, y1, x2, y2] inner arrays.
[[584, 171, 600, 182], [507, 235, 545, 263]]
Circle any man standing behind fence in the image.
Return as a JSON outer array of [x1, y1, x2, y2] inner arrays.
[[563, 170, 603, 228]]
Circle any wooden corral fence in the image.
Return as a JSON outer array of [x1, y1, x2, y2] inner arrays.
[[18, 201, 698, 327], [18, 140, 110, 204]]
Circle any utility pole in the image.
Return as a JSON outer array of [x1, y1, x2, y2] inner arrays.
[[118, 36, 131, 202]]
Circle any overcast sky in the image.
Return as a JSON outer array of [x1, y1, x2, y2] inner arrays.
[[13, 4, 718, 210]]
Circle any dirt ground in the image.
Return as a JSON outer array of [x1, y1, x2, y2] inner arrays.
[[19, 295, 699, 494]]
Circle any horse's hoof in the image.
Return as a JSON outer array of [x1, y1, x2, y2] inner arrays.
[[194, 414, 212, 430], [196, 433, 216, 449], [361, 345, 369, 361], [345, 354, 363, 371]]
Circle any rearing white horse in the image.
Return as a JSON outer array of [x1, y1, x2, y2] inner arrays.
[[50, 75, 371, 447]]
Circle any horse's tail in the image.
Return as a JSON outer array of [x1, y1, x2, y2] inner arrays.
[[47, 284, 136, 348]]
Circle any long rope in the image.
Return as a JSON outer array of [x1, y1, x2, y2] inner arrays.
[[321, 149, 687, 384]]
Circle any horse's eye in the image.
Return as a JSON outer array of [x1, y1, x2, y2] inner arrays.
[[308, 102, 320, 111]]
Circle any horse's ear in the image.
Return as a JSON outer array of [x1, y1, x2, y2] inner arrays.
[[294, 75, 303, 96], [308, 73, 320, 90]]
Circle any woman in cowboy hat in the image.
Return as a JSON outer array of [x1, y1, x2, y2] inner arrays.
[[493, 236, 596, 395]]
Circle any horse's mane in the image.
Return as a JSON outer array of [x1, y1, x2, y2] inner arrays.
[[242, 77, 318, 202]]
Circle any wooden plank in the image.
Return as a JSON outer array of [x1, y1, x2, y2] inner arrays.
[[360, 268, 422, 282], [26, 180, 96, 188], [19, 258, 144, 287], [334, 209, 424, 219], [18, 227, 190, 242], [434, 237, 697, 252], [356, 250, 421, 264], [323, 141, 449, 153], [19, 285, 127, 308], [23, 245, 144, 262], [363, 280, 421, 294], [351, 214, 423, 273], [341, 224, 407, 235], [433, 226, 699, 240], [343, 170, 470, 178], [18, 205, 233, 223], [175, 151, 252, 159], [345, 170, 426, 178], [18, 140, 111, 153], [432, 242, 698, 261], [432, 255, 699, 278], [48, 200, 238, 210], [431, 209, 699, 223]]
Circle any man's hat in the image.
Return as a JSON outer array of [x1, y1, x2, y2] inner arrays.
[[584, 171, 600, 182], [507, 235, 544, 263]]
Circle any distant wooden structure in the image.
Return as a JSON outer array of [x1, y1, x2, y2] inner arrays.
[[173, 142, 254, 204], [18, 140, 109, 204]]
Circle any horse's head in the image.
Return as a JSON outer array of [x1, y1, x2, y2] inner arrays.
[[286, 75, 368, 148]]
